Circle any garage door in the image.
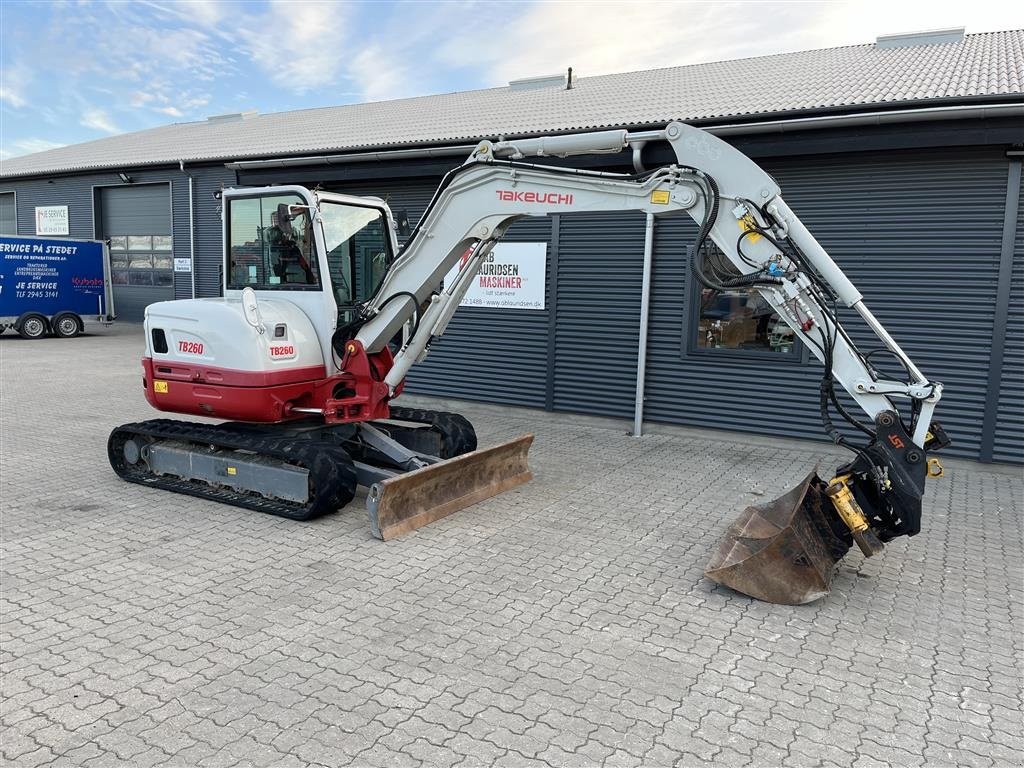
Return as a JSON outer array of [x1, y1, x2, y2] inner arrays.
[[98, 184, 172, 321]]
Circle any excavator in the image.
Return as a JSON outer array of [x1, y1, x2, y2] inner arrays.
[[107, 122, 949, 604]]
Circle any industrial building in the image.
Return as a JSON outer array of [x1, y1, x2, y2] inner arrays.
[[1, 28, 1021, 463]]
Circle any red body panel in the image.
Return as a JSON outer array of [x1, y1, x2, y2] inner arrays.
[[142, 342, 403, 424]]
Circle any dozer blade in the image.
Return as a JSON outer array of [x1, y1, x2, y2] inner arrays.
[[366, 434, 534, 540], [705, 471, 853, 605]]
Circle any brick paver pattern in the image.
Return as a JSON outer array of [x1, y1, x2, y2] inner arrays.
[[1, 326, 1022, 767]]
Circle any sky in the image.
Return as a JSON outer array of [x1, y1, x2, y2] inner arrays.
[[0, 0, 1019, 160]]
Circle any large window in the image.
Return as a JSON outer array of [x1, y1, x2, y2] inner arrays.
[[110, 235, 173, 287], [227, 194, 319, 290], [690, 243, 796, 356], [320, 202, 391, 310], [695, 287, 795, 354]]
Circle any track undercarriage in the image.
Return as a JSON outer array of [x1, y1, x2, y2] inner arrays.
[[108, 407, 532, 538]]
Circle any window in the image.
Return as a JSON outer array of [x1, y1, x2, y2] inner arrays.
[[695, 287, 796, 354], [320, 202, 391, 311], [689, 243, 797, 356], [109, 234, 173, 287], [227, 194, 319, 290]]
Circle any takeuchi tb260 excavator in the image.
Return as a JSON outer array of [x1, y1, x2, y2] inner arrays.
[[108, 122, 950, 604]]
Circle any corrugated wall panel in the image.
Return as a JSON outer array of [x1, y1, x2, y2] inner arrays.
[[643, 147, 1008, 460], [336, 179, 552, 408], [12, 174, 98, 239], [0, 193, 16, 234], [553, 212, 645, 417], [192, 167, 239, 298], [992, 164, 1023, 462]]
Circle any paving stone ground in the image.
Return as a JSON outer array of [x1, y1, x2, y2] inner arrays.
[[1, 324, 1022, 768]]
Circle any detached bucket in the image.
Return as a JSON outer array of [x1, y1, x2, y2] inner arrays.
[[705, 472, 852, 604]]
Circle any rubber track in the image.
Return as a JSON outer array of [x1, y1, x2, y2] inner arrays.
[[385, 406, 477, 458], [108, 419, 357, 521]]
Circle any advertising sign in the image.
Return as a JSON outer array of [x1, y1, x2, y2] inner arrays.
[[444, 242, 546, 310], [34, 206, 70, 236], [174, 258, 192, 273], [0, 235, 107, 318]]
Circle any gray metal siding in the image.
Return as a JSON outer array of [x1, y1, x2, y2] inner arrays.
[[413, 215, 551, 408], [192, 167, 238, 298], [993, 165, 1024, 463], [553, 212, 645, 417], [642, 147, 1008, 460], [0, 193, 16, 234]]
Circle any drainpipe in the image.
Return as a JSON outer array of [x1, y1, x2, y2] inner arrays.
[[633, 213, 654, 437], [179, 160, 196, 298]]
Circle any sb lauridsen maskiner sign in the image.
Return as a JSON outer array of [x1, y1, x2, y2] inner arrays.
[[35, 206, 70, 236], [444, 242, 546, 310]]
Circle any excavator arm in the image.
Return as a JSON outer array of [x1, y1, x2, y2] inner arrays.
[[349, 122, 948, 602]]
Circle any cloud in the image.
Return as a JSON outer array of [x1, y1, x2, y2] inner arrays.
[[0, 86, 26, 109], [437, 0, 1021, 88], [0, 64, 31, 108], [348, 44, 417, 102], [0, 138, 66, 160], [435, 2, 818, 85], [81, 109, 120, 134], [138, 0, 225, 28], [130, 91, 156, 107], [130, 88, 202, 118], [236, 1, 353, 90]]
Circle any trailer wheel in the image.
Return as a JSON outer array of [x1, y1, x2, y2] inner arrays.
[[0, 324, 7, 335], [17, 314, 48, 340], [53, 313, 83, 338]]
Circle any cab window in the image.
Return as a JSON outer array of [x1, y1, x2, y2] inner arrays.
[[320, 202, 391, 313], [227, 194, 319, 290]]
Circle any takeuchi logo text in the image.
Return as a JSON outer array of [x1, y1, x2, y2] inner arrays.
[[496, 190, 574, 205]]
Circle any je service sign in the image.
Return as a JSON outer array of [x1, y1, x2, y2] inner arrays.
[[35, 206, 69, 236], [445, 242, 546, 310]]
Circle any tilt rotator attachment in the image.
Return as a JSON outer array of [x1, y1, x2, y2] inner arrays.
[[705, 411, 949, 605]]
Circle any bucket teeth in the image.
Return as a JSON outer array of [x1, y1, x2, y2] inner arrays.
[[704, 472, 854, 605]]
